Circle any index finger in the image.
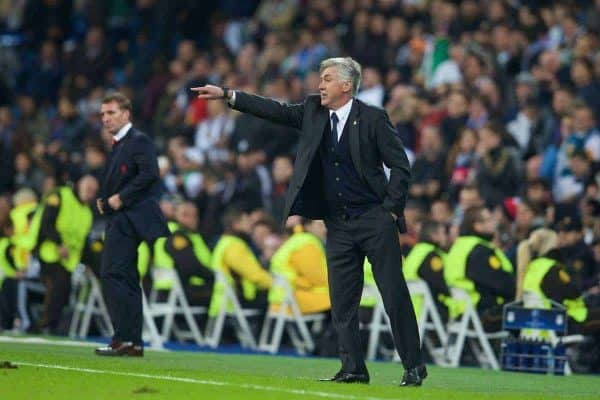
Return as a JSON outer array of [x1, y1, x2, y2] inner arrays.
[[190, 87, 205, 91]]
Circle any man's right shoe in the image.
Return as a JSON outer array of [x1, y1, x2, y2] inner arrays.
[[95, 341, 144, 357], [399, 364, 427, 387], [319, 371, 370, 384]]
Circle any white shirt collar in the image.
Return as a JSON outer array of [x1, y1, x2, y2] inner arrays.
[[113, 122, 132, 142], [329, 98, 353, 125]]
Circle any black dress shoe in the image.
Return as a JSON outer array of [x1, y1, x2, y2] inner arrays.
[[319, 371, 370, 384], [399, 364, 427, 387], [95, 341, 144, 357]]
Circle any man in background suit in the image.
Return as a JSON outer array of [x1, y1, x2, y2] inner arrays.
[[192, 57, 426, 386], [95, 92, 169, 357]]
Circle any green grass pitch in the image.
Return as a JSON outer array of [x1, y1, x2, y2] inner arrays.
[[1, 339, 599, 400]]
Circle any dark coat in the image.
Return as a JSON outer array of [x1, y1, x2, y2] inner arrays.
[[100, 127, 169, 242], [232, 92, 411, 230]]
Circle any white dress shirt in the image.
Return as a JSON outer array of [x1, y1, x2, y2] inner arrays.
[[329, 98, 353, 141], [113, 122, 132, 142]]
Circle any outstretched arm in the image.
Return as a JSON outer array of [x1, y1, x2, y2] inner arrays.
[[191, 85, 304, 130]]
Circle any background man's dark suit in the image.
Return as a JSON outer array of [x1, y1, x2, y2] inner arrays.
[[100, 127, 169, 345], [231, 91, 423, 376]]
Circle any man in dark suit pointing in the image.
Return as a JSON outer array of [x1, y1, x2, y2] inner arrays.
[[95, 92, 169, 357], [192, 57, 426, 386]]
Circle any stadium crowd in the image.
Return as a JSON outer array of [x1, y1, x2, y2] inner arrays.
[[1, 0, 600, 372]]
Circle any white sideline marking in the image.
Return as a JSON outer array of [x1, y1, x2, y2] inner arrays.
[[15, 361, 392, 400], [0, 335, 101, 347], [0, 335, 167, 351]]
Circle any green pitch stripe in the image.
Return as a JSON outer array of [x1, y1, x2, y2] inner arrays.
[[14, 361, 386, 400]]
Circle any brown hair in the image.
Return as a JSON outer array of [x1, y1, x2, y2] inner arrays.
[[459, 206, 485, 236], [102, 92, 132, 113]]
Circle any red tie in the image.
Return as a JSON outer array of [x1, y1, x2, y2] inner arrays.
[[111, 138, 117, 146]]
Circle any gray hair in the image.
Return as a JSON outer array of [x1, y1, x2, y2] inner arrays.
[[319, 57, 362, 96]]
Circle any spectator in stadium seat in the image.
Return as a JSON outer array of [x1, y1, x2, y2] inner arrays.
[[269, 217, 330, 315], [555, 205, 597, 293], [409, 125, 446, 207], [404, 220, 459, 322], [155, 202, 213, 307], [475, 122, 521, 207], [0, 220, 21, 331], [34, 175, 98, 334], [445, 206, 515, 331], [209, 208, 273, 316], [517, 228, 600, 372], [440, 90, 469, 148], [270, 155, 293, 223]]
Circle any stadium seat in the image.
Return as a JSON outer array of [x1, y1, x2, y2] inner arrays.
[[443, 287, 505, 370], [68, 264, 113, 339], [363, 279, 448, 364], [204, 269, 260, 350], [408, 279, 448, 364], [258, 274, 326, 355], [16, 257, 45, 332], [145, 267, 206, 346], [141, 290, 166, 349]]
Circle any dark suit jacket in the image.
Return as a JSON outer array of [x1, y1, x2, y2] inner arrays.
[[100, 127, 169, 242], [231, 92, 411, 231]]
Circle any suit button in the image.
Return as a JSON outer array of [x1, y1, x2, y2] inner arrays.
[[335, 162, 339, 166], [336, 177, 340, 181], [338, 192, 342, 197]]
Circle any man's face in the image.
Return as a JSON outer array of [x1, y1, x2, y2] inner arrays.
[[459, 189, 482, 209], [516, 203, 534, 228], [475, 208, 497, 235], [432, 226, 449, 249], [100, 101, 130, 135], [77, 176, 99, 203], [573, 109, 593, 132], [176, 204, 198, 231], [319, 66, 352, 109]]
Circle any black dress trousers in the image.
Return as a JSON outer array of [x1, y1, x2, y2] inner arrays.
[[100, 212, 143, 344], [325, 205, 423, 374]]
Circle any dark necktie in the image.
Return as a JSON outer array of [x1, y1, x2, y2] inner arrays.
[[331, 113, 339, 144]]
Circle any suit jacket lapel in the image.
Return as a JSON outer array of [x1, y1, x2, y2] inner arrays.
[[308, 107, 329, 154], [347, 100, 363, 178], [105, 127, 133, 183]]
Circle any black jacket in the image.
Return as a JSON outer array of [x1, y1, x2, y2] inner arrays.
[[100, 127, 169, 242], [231, 92, 411, 230]]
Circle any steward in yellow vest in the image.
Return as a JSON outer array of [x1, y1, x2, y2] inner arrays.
[[269, 219, 330, 314], [34, 176, 98, 333], [154, 202, 213, 306], [0, 220, 23, 330], [404, 220, 460, 321], [209, 208, 273, 317], [445, 206, 514, 331], [9, 188, 39, 269], [518, 229, 600, 335]]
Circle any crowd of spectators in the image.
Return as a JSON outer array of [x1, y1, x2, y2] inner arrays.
[[1, 0, 600, 369]]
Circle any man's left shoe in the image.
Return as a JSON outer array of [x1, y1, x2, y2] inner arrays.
[[319, 371, 370, 384], [95, 341, 144, 357], [399, 364, 427, 387]]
